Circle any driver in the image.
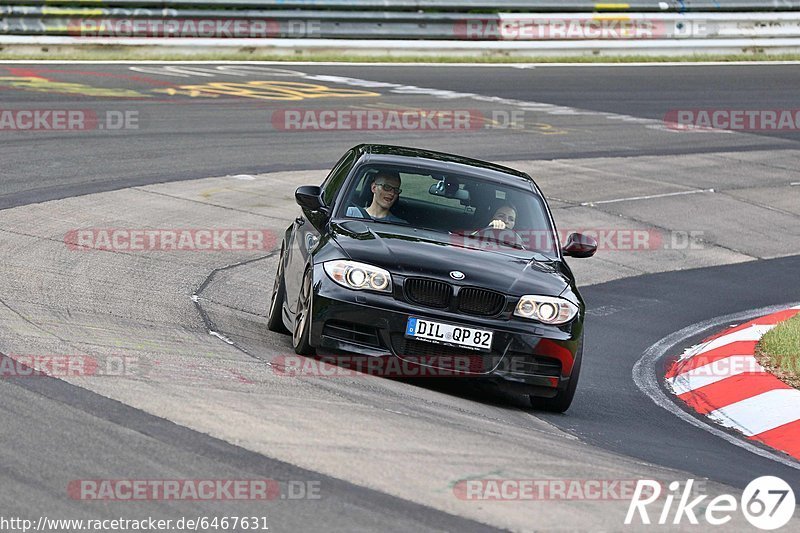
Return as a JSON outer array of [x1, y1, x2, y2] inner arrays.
[[486, 204, 517, 230], [470, 203, 525, 249], [347, 170, 407, 223]]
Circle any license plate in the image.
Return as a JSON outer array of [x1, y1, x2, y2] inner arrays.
[[405, 317, 493, 352]]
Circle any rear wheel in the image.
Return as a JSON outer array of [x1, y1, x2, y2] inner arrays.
[[292, 268, 315, 355], [529, 342, 582, 413], [267, 245, 289, 334]]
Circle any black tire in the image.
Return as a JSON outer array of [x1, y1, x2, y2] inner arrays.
[[530, 343, 582, 413], [267, 245, 290, 334], [292, 268, 315, 355]]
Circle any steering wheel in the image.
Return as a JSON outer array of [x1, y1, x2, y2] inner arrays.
[[471, 226, 526, 249]]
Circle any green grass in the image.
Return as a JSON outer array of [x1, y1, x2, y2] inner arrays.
[[3, 49, 800, 63], [756, 315, 800, 389]]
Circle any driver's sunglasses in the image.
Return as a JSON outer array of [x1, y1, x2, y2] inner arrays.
[[376, 182, 402, 194], [495, 213, 515, 223]]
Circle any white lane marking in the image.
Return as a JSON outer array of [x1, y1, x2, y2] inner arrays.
[[632, 302, 800, 471], [580, 188, 714, 206], [110, 63, 783, 142], [707, 389, 800, 437], [209, 330, 235, 345], [299, 72, 675, 129], [667, 355, 764, 395], [122, 64, 719, 134], [130, 65, 307, 78], [654, 124, 739, 135]]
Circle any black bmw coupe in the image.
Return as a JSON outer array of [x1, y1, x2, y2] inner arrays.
[[268, 145, 597, 412]]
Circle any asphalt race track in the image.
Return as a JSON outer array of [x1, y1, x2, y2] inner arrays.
[[1, 61, 799, 531], [3, 62, 800, 208]]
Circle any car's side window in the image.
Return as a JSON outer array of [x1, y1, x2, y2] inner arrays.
[[346, 171, 371, 208], [320, 151, 349, 190], [322, 150, 356, 207]]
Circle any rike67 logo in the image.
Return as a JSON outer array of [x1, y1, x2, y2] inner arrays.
[[626, 477, 796, 530]]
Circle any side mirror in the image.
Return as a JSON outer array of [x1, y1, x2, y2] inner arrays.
[[562, 232, 597, 258], [295, 185, 325, 211]]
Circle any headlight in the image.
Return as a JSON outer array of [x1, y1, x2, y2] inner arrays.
[[324, 260, 393, 293], [514, 295, 578, 325]]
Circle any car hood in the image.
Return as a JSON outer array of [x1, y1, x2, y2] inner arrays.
[[330, 220, 569, 297]]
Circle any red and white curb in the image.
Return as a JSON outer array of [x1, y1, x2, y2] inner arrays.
[[666, 306, 800, 460]]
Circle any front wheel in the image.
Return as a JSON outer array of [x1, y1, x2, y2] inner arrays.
[[529, 344, 582, 413], [267, 245, 289, 334], [292, 268, 315, 355]]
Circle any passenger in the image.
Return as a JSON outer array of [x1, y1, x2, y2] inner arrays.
[[347, 171, 407, 223]]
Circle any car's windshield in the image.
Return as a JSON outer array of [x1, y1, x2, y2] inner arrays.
[[338, 163, 559, 257]]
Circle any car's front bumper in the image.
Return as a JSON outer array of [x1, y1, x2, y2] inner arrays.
[[309, 266, 583, 397]]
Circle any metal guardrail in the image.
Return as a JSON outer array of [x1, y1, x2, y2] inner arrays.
[[2, 0, 800, 53], [1, 1, 799, 11], [4, 9, 800, 39]]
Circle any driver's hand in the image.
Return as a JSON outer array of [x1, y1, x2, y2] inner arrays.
[[488, 219, 507, 230]]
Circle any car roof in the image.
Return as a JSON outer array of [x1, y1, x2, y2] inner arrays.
[[352, 144, 536, 189]]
